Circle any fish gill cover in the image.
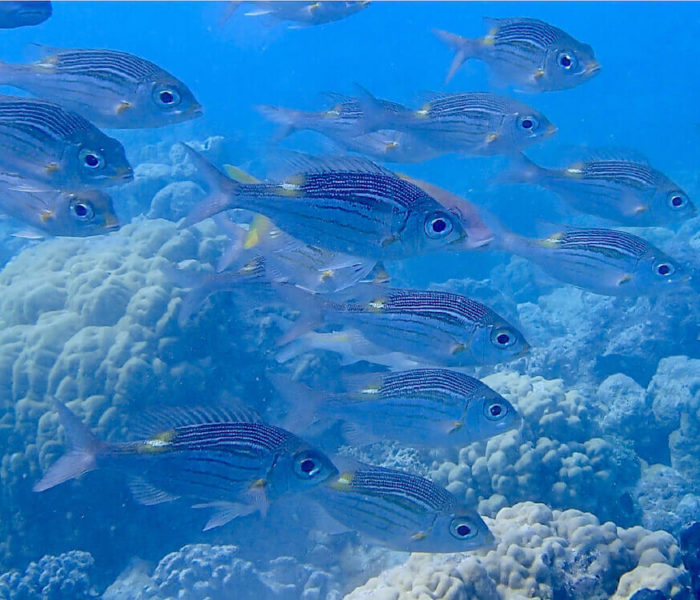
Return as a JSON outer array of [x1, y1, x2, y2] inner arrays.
[[0, 2, 697, 600]]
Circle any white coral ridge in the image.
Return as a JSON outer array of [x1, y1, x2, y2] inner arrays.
[[343, 502, 689, 600]]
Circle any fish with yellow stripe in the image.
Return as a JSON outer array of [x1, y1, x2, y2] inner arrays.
[[34, 400, 338, 531]]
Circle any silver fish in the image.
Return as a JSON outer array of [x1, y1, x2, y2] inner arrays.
[[278, 285, 530, 367], [228, 1, 369, 27], [182, 146, 471, 260], [278, 368, 521, 448], [499, 226, 688, 296], [0, 96, 133, 188], [314, 463, 494, 552], [0, 48, 202, 129], [502, 153, 695, 226], [0, 174, 119, 237], [34, 401, 338, 531], [0, 1, 51, 28], [435, 17, 600, 90], [360, 90, 556, 155]]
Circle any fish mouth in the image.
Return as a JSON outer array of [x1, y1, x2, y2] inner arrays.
[[113, 167, 134, 182], [188, 104, 204, 118], [103, 218, 120, 231], [585, 61, 601, 76]]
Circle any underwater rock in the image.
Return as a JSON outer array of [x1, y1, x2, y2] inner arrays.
[[680, 522, 700, 600], [0, 550, 98, 600], [343, 502, 691, 600]]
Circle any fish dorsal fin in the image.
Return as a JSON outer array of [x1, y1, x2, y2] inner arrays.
[[320, 91, 355, 106], [273, 152, 395, 181], [128, 476, 180, 506], [224, 164, 262, 184], [132, 403, 264, 440], [576, 146, 652, 166]]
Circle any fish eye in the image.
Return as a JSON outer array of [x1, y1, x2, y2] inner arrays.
[[70, 199, 95, 222], [484, 401, 508, 421], [654, 262, 674, 277], [424, 212, 454, 239], [154, 86, 182, 108], [79, 149, 104, 170], [519, 116, 539, 131], [668, 192, 688, 210], [450, 518, 477, 540], [491, 328, 516, 348], [558, 52, 576, 70], [293, 451, 322, 479]]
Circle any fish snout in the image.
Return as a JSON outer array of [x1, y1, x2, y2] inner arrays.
[[585, 60, 601, 77], [114, 166, 134, 182]]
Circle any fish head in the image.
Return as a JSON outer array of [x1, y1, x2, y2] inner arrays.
[[473, 322, 530, 365], [639, 252, 689, 291], [653, 185, 696, 222], [132, 77, 203, 127], [542, 41, 600, 90], [506, 105, 557, 149], [269, 443, 339, 497], [426, 506, 495, 552], [414, 208, 467, 253], [50, 190, 120, 237], [465, 390, 521, 440], [71, 131, 133, 187]]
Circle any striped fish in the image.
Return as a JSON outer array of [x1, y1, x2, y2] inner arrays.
[[0, 96, 132, 188], [502, 153, 695, 226], [500, 227, 688, 296], [182, 146, 471, 260], [34, 402, 338, 530], [285, 368, 521, 448], [314, 464, 494, 552], [435, 17, 600, 91], [277, 285, 529, 367], [0, 48, 202, 129], [0, 1, 51, 29], [359, 91, 556, 156]]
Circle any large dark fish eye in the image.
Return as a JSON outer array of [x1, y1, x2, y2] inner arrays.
[[558, 52, 577, 70], [450, 518, 477, 540], [424, 212, 454, 239], [293, 451, 322, 479], [153, 85, 182, 108], [79, 149, 105, 170], [484, 401, 508, 421], [491, 328, 516, 348], [70, 199, 95, 222], [668, 192, 688, 210], [654, 262, 674, 277], [519, 116, 539, 131]]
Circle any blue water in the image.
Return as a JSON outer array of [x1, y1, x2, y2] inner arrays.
[[0, 2, 699, 599]]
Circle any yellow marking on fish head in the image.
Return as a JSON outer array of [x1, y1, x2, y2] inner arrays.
[[116, 101, 132, 115], [330, 471, 354, 490], [139, 428, 176, 453], [485, 132, 499, 144], [534, 68, 546, 80], [320, 269, 335, 281], [39, 209, 55, 223], [367, 297, 387, 312], [411, 531, 428, 541], [45, 162, 60, 174], [450, 343, 466, 355]]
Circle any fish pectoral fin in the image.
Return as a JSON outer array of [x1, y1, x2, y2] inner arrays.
[[45, 162, 60, 174], [618, 274, 634, 286], [244, 479, 270, 517], [534, 68, 546, 80], [127, 476, 180, 506], [381, 234, 398, 247], [116, 101, 132, 115], [450, 343, 466, 355], [485, 132, 500, 143], [447, 420, 463, 435], [39, 209, 55, 223], [411, 531, 428, 541], [192, 501, 254, 531], [633, 205, 649, 214]]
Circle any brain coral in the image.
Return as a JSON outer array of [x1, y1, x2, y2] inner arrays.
[[343, 502, 691, 600]]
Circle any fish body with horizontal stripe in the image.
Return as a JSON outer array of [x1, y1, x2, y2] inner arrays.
[[318, 368, 521, 447], [316, 286, 529, 366], [367, 92, 555, 156], [313, 464, 493, 552], [0, 48, 202, 129], [0, 96, 132, 188], [504, 153, 695, 226], [183, 146, 471, 260], [435, 17, 599, 91], [501, 227, 688, 296], [34, 403, 338, 528]]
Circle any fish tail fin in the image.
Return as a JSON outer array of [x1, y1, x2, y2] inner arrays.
[[266, 373, 325, 433], [33, 400, 103, 492], [433, 29, 479, 83], [256, 105, 303, 141], [497, 153, 545, 185], [219, 1, 242, 25], [180, 144, 239, 228]]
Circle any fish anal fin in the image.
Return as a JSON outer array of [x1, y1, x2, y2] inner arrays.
[[128, 476, 180, 506]]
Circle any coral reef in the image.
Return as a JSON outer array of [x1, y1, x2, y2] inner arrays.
[[343, 502, 691, 600], [0, 550, 97, 600]]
